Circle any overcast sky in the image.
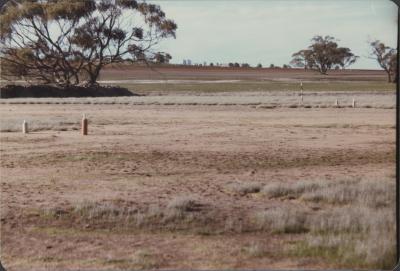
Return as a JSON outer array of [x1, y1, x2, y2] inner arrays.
[[149, 0, 398, 69]]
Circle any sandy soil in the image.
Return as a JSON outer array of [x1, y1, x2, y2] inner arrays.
[[0, 104, 396, 270]]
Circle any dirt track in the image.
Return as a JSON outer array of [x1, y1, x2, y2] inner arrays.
[[0, 103, 396, 270]]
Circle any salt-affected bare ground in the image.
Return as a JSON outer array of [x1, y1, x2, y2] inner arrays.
[[0, 90, 395, 133], [0, 103, 396, 270], [0, 90, 395, 109]]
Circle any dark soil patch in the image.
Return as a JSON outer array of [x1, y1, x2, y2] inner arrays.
[[0, 84, 139, 98]]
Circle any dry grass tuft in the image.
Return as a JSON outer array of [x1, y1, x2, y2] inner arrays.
[[262, 178, 394, 208], [131, 249, 160, 269], [300, 179, 394, 207], [162, 196, 212, 227], [286, 177, 396, 269], [241, 242, 268, 258], [262, 180, 323, 199], [166, 196, 199, 212], [41, 196, 214, 232], [104, 249, 161, 269], [354, 226, 396, 269], [255, 206, 308, 234], [291, 234, 361, 266], [74, 201, 124, 220], [292, 227, 396, 269], [307, 206, 373, 234], [230, 182, 263, 195], [261, 183, 293, 198]]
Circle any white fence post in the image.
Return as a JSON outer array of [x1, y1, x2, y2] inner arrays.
[[22, 120, 28, 134]]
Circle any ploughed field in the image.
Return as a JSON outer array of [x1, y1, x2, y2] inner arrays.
[[0, 102, 396, 270], [98, 65, 391, 82]]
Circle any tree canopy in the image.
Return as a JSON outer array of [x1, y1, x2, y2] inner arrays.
[[368, 40, 397, 83], [0, 0, 177, 86], [290, 35, 358, 74]]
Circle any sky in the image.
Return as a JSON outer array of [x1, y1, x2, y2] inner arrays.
[[149, 0, 398, 69]]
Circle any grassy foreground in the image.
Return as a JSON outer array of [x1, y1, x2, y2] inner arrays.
[[34, 177, 395, 269]]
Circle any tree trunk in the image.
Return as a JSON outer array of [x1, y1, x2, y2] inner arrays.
[[387, 72, 392, 83], [87, 64, 102, 87], [88, 73, 99, 86], [88, 76, 98, 86], [73, 74, 80, 85], [0, 260, 6, 271]]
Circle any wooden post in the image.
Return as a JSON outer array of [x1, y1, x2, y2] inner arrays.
[[22, 120, 28, 134], [300, 81, 303, 96], [335, 99, 339, 107], [352, 98, 356, 108], [82, 114, 88, 135], [300, 81, 304, 103]]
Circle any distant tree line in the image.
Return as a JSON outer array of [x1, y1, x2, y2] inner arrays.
[[228, 62, 250, 68]]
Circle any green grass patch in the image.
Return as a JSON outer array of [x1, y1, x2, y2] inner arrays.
[[105, 81, 395, 95]]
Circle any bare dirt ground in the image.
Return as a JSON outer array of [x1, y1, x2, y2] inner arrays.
[[0, 102, 396, 270], [0, 67, 397, 270]]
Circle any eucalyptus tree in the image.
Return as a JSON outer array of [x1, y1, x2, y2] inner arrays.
[[0, 0, 177, 86], [368, 40, 397, 83], [291, 35, 358, 74]]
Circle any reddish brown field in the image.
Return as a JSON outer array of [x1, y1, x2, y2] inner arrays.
[[100, 64, 389, 82]]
